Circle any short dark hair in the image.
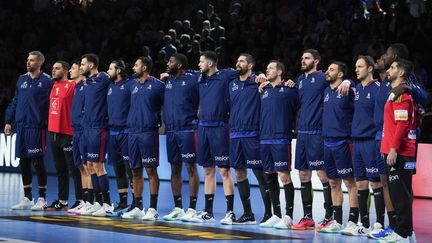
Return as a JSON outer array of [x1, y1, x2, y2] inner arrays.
[[389, 43, 410, 60], [201, 51, 218, 64], [81, 53, 99, 68], [171, 53, 188, 70], [72, 59, 81, 66], [269, 60, 285, 77], [111, 59, 127, 78], [55, 60, 70, 70], [29, 51, 45, 63], [357, 55, 375, 69], [303, 49, 321, 60], [137, 56, 153, 72], [239, 53, 255, 66], [331, 61, 347, 78], [394, 58, 414, 78]]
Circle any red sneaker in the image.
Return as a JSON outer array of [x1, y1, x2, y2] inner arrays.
[[292, 217, 315, 230], [316, 218, 333, 232]]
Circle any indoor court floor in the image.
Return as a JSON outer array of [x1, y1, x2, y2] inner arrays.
[[0, 172, 431, 242]]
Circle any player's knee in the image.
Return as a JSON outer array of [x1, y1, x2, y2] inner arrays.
[[171, 164, 182, 177], [132, 169, 143, 179], [204, 167, 216, 177], [185, 163, 198, 176], [235, 168, 247, 181], [219, 167, 232, 180], [329, 179, 341, 189], [299, 170, 311, 181]]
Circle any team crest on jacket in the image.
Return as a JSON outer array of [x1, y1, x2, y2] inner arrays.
[[311, 77, 315, 83], [120, 85, 125, 90], [299, 80, 303, 89], [324, 93, 329, 102], [38, 82, 42, 87], [261, 90, 269, 99], [21, 81, 28, 89], [366, 92, 371, 99], [107, 88, 112, 95], [181, 81, 186, 86], [354, 91, 359, 100], [279, 87, 284, 92], [132, 86, 139, 94], [232, 83, 238, 91], [147, 84, 152, 90], [166, 81, 172, 89]]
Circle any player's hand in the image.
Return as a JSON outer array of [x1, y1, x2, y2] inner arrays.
[[258, 81, 270, 93], [160, 72, 169, 80], [337, 80, 351, 96], [4, 124, 12, 136], [285, 79, 296, 88], [255, 74, 267, 84], [389, 84, 412, 101], [387, 148, 397, 166]]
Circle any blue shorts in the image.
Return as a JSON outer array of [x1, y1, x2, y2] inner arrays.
[[15, 126, 46, 158], [107, 131, 129, 166], [352, 139, 380, 182], [166, 130, 197, 164], [72, 130, 86, 167], [128, 131, 159, 169], [260, 142, 292, 172], [230, 137, 262, 169], [324, 140, 354, 180], [83, 128, 107, 163], [295, 133, 325, 170], [197, 125, 230, 167], [375, 139, 388, 175]]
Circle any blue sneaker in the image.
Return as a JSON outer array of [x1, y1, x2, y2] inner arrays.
[[106, 203, 129, 217], [370, 226, 394, 239]]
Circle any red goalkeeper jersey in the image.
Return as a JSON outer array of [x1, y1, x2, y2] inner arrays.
[[48, 80, 76, 135]]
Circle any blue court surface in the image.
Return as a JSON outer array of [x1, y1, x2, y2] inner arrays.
[[0, 172, 431, 242]]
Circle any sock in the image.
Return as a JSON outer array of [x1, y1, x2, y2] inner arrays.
[[237, 179, 252, 214], [333, 205, 343, 224], [189, 196, 197, 209], [88, 189, 94, 203], [91, 174, 100, 192], [322, 182, 333, 219], [388, 211, 396, 228], [301, 181, 313, 218], [373, 187, 385, 226], [82, 189, 89, 202], [358, 189, 370, 228], [135, 197, 143, 210], [225, 194, 234, 212], [150, 194, 158, 210], [119, 192, 128, 206], [174, 195, 182, 208], [284, 183, 295, 218], [95, 192, 103, 205], [98, 174, 110, 204], [253, 169, 272, 216], [266, 173, 281, 218], [349, 207, 359, 223], [38, 187, 46, 199], [204, 194, 214, 215], [24, 187, 32, 200]]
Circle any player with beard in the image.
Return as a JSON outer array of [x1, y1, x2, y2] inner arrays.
[[160, 54, 200, 222], [78, 53, 113, 217], [121, 57, 164, 221], [6, 51, 52, 210], [46, 61, 83, 211], [258, 61, 298, 229], [105, 60, 134, 216], [319, 62, 359, 233]]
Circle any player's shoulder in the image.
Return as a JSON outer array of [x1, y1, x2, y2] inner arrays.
[[395, 92, 413, 103]]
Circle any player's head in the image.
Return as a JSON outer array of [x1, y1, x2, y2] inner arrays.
[[199, 51, 218, 75], [355, 55, 374, 81], [108, 60, 127, 81], [236, 53, 255, 76], [69, 60, 82, 80], [167, 53, 188, 75], [266, 60, 284, 82], [383, 43, 409, 69], [325, 61, 347, 84], [301, 49, 320, 73], [80, 53, 99, 77], [133, 56, 152, 78], [386, 58, 413, 83], [52, 61, 70, 81], [27, 51, 45, 73]]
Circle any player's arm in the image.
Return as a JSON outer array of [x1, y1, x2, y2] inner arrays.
[[4, 81, 19, 135], [336, 79, 354, 96]]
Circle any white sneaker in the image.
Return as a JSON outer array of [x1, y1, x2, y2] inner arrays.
[[81, 202, 102, 215], [356, 222, 371, 236], [274, 215, 293, 230], [368, 222, 384, 238], [320, 220, 342, 233], [180, 208, 197, 222], [340, 221, 358, 236], [121, 207, 145, 219], [163, 207, 185, 221], [379, 231, 410, 243], [410, 231, 416, 243], [11, 197, 34, 210], [76, 202, 93, 215], [220, 211, 236, 225], [259, 215, 281, 228], [92, 203, 113, 217], [30, 197, 47, 211], [142, 208, 159, 221], [68, 200, 85, 214], [188, 211, 215, 223]]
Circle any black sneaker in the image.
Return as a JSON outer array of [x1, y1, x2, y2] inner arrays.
[[260, 213, 272, 223], [233, 212, 256, 225], [45, 200, 68, 211]]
